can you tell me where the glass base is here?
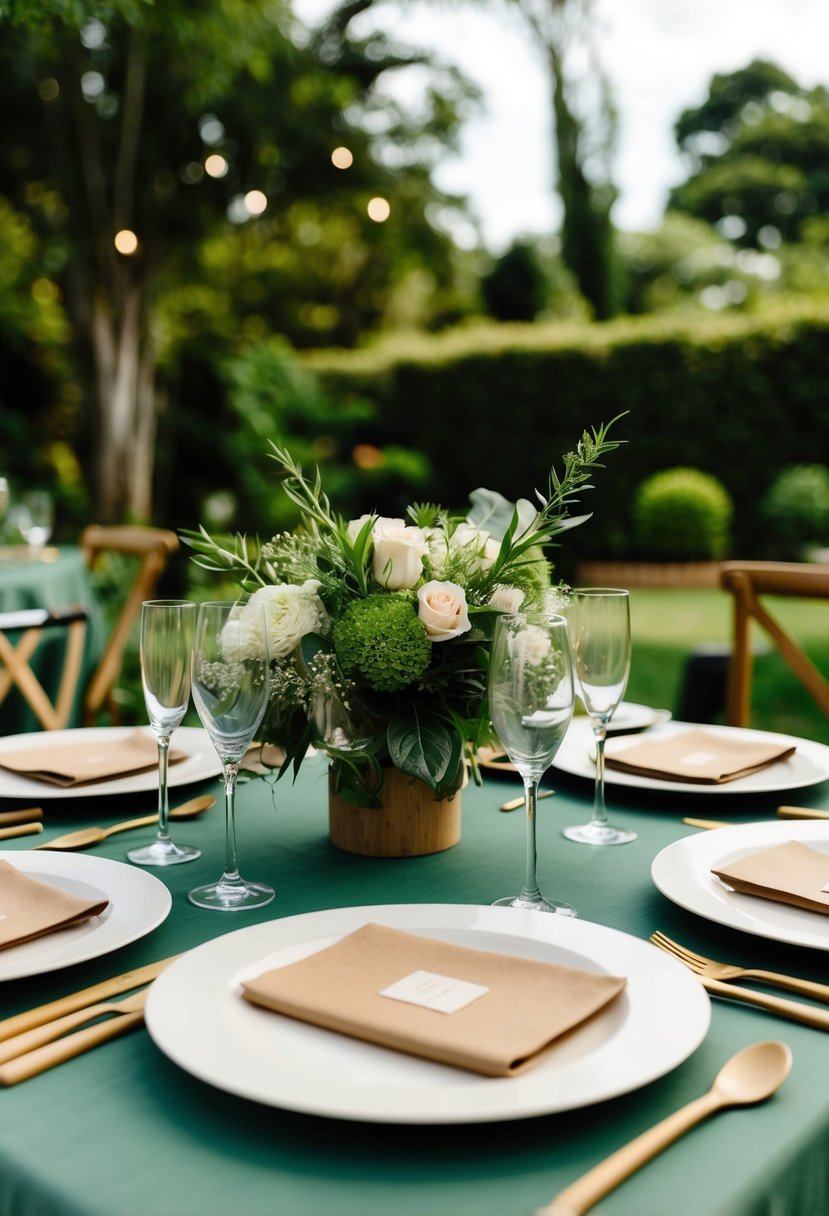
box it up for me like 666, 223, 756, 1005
188, 877, 275, 911
127, 838, 201, 866
563, 821, 637, 846
492, 894, 577, 917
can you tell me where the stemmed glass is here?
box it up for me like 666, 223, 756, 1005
488, 609, 576, 915
563, 588, 636, 846
18, 491, 54, 555
128, 600, 201, 866
188, 600, 275, 911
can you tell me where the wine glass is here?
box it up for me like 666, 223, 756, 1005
188, 600, 275, 911
488, 609, 576, 915
127, 600, 201, 866
19, 491, 54, 555
563, 588, 636, 846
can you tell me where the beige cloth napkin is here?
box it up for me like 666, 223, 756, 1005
0, 858, 109, 949
604, 728, 796, 784
241, 922, 626, 1077
712, 841, 829, 915
0, 730, 185, 787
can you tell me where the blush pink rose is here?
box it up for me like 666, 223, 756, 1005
417, 580, 472, 641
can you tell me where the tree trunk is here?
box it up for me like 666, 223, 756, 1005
89, 280, 156, 522
551, 59, 616, 320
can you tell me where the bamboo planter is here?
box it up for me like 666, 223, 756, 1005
328, 765, 462, 858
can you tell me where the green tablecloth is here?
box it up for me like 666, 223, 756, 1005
0, 547, 104, 733
1, 758, 828, 1216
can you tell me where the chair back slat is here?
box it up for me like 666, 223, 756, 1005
720, 560, 829, 727
81, 525, 179, 725
0, 609, 89, 730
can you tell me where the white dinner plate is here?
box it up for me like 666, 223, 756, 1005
145, 904, 710, 1124
652, 821, 829, 951
0, 726, 222, 800
553, 719, 829, 796
0, 851, 172, 980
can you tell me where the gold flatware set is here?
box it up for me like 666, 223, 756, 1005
649, 931, 829, 1029
0, 794, 214, 849
682, 803, 829, 830
34, 793, 214, 850
0, 954, 177, 1086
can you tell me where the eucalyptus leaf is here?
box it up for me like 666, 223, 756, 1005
467, 488, 537, 541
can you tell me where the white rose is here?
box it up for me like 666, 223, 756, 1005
417, 580, 471, 642
230, 581, 330, 661
346, 513, 385, 543
489, 585, 525, 614
451, 522, 500, 570
372, 518, 429, 590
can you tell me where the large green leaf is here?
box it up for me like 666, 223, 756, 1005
387, 706, 462, 795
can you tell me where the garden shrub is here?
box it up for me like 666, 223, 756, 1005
632, 468, 733, 560
303, 299, 829, 568
761, 464, 829, 557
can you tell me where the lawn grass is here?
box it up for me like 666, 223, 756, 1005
626, 589, 829, 744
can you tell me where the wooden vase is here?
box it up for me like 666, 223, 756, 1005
328, 766, 462, 858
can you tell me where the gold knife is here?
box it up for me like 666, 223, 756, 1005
701, 976, 829, 1029
0, 954, 178, 1042
0, 1007, 147, 1086
777, 805, 829, 821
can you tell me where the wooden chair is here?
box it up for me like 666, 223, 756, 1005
0, 607, 88, 730
81, 524, 180, 725
720, 560, 829, 727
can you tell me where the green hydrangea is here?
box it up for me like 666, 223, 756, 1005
333, 596, 431, 692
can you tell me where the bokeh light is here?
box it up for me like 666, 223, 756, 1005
204, 154, 228, 179
114, 229, 139, 255
331, 146, 353, 169
244, 190, 268, 216
367, 197, 390, 222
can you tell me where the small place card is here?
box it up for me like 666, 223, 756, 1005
379, 969, 489, 1014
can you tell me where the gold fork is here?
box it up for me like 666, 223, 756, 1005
649, 931, 829, 1004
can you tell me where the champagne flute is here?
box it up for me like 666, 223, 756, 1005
563, 588, 636, 846
188, 600, 275, 911
127, 600, 201, 866
488, 610, 576, 915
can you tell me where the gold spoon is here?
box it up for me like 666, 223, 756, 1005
34, 794, 215, 851
536, 1040, 792, 1216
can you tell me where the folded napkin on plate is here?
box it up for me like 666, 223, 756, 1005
0, 730, 186, 787
0, 858, 109, 949
712, 841, 829, 915
240, 922, 626, 1077
604, 728, 796, 784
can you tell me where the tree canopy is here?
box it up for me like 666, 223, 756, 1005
669, 58, 829, 249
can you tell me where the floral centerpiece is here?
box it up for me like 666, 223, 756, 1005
183, 418, 623, 817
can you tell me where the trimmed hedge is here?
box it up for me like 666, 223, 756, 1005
303, 300, 829, 577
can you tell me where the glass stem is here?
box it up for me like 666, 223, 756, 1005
156, 736, 171, 842
221, 761, 242, 883
591, 721, 609, 828
520, 777, 544, 903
